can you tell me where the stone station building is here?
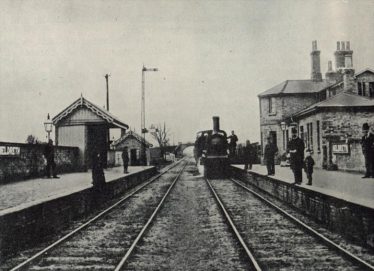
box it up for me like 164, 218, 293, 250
258, 41, 374, 172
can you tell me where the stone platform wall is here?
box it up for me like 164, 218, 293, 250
0, 142, 80, 183
0, 166, 157, 259
230, 166, 374, 249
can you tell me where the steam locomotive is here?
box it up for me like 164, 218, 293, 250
194, 116, 229, 178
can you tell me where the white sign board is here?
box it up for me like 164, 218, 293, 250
0, 146, 21, 156
332, 143, 349, 154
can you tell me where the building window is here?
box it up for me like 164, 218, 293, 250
310, 122, 313, 151
358, 82, 363, 96
268, 97, 276, 114
305, 123, 313, 150
369, 82, 374, 97
317, 120, 320, 152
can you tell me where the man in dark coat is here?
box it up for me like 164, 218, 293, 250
288, 128, 305, 184
361, 123, 374, 178
122, 147, 129, 174
304, 149, 315, 185
264, 137, 278, 175
243, 140, 254, 171
92, 150, 106, 191
227, 130, 238, 157
44, 139, 59, 178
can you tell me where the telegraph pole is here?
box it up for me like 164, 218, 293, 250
105, 74, 110, 111
141, 65, 158, 165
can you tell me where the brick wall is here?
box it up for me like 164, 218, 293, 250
230, 166, 374, 248
259, 94, 318, 126
0, 142, 80, 183
298, 109, 374, 172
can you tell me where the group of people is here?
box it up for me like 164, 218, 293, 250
262, 128, 314, 185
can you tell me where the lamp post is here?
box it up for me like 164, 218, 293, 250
141, 65, 158, 165
44, 113, 53, 141
280, 121, 286, 150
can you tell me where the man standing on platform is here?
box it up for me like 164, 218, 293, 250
44, 139, 59, 179
122, 147, 129, 174
361, 123, 374, 178
264, 137, 278, 175
227, 130, 238, 157
243, 140, 254, 171
288, 128, 305, 184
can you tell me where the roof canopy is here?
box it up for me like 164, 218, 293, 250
293, 92, 374, 118
258, 80, 332, 97
111, 131, 153, 148
52, 96, 129, 129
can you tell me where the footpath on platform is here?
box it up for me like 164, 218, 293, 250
232, 164, 374, 209
0, 166, 153, 214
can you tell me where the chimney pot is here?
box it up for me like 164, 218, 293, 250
337, 41, 340, 50
346, 41, 350, 50
327, 61, 333, 71
341, 41, 345, 50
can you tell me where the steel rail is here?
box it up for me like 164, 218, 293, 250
114, 161, 188, 270
205, 178, 262, 271
10, 159, 185, 271
230, 178, 374, 271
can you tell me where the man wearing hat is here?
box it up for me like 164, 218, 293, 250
264, 136, 278, 175
361, 123, 374, 178
287, 127, 305, 184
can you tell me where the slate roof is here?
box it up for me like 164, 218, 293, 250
293, 92, 374, 117
111, 130, 153, 148
52, 96, 129, 129
258, 80, 332, 97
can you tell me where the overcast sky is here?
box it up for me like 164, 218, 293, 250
1, 0, 374, 145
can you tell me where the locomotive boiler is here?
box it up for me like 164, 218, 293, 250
194, 116, 229, 178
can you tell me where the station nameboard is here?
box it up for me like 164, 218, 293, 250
332, 143, 349, 154
0, 146, 21, 156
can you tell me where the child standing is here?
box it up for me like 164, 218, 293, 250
304, 149, 315, 185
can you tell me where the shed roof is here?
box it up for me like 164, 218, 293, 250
111, 131, 153, 148
293, 92, 374, 118
52, 96, 129, 129
258, 80, 332, 97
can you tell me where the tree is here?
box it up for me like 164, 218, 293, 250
150, 122, 170, 159
26, 134, 41, 144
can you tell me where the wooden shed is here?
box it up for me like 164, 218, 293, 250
111, 131, 152, 166
52, 96, 128, 169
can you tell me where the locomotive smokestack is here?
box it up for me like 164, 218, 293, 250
212, 116, 220, 133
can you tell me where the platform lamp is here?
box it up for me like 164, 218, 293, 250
44, 113, 53, 141
280, 121, 287, 150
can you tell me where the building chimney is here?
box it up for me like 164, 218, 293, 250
325, 60, 340, 83
310, 40, 322, 82
327, 60, 333, 72
335, 41, 345, 69
343, 69, 355, 92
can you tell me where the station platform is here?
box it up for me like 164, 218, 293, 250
0, 166, 152, 214
232, 164, 374, 209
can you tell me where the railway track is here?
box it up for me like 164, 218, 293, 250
7, 160, 187, 271
121, 162, 250, 271
207, 177, 374, 271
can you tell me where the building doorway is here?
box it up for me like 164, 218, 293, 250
86, 125, 108, 168
130, 149, 138, 165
